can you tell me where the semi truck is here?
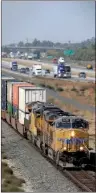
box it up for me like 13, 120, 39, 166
10, 61, 18, 71
53, 57, 71, 78
32, 64, 42, 76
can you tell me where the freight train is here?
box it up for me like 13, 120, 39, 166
1, 76, 95, 169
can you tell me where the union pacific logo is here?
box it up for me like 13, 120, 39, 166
57, 138, 88, 144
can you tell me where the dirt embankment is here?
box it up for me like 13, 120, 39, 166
38, 78, 95, 107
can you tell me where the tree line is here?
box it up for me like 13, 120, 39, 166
2, 37, 95, 61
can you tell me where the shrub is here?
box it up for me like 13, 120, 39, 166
4, 167, 13, 175
4, 176, 25, 186
2, 185, 24, 192
2, 162, 7, 167
39, 83, 46, 87
57, 87, 64, 92
2, 155, 7, 159
46, 85, 55, 90
71, 87, 78, 92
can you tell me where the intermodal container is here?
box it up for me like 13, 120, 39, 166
18, 110, 29, 125
1, 100, 7, 110
13, 83, 34, 107
7, 102, 13, 115
1, 77, 15, 98
2, 76, 14, 80
19, 87, 46, 112
1, 80, 7, 96
12, 105, 18, 119
7, 81, 23, 103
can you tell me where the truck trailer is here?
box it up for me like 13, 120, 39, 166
10, 61, 18, 71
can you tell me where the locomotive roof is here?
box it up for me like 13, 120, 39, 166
54, 115, 88, 123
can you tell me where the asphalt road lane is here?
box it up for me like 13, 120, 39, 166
2, 59, 95, 73
2, 61, 95, 83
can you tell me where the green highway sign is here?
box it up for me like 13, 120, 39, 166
64, 50, 75, 56
47, 55, 53, 59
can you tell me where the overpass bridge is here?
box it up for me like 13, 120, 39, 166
2, 45, 65, 51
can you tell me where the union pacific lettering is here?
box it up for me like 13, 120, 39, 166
57, 138, 88, 144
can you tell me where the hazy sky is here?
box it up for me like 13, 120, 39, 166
2, 1, 95, 45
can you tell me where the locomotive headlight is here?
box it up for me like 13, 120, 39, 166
63, 146, 67, 151
71, 131, 75, 137
80, 146, 84, 151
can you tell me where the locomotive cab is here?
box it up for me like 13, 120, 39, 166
49, 116, 89, 166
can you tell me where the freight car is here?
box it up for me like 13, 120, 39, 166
1, 77, 95, 169
25, 102, 90, 167
1, 101, 91, 168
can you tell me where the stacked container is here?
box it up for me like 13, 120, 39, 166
18, 87, 46, 124
1, 77, 15, 110
12, 83, 34, 119
7, 81, 24, 116
2, 75, 46, 126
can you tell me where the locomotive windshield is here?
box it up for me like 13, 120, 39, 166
55, 118, 89, 129
45, 111, 73, 121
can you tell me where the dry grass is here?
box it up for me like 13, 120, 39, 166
36, 77, 95, 106
2, 160, 25, 192
2, 154, 8, 159
1, 136, 25, 192
2, 58, 95, 77
1, 147, 25, 192
60, 87, 95, 106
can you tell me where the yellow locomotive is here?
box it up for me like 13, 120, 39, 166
27, 102, 89, 167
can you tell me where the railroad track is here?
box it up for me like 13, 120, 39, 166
2, 118, 96, 192
64, 170, 96, 192
29, 141, 96, 192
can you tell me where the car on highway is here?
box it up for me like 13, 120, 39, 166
20, 68, 26, 73
87, 64, 93, 70
45, 69, 50, 74
25, 67, 30, 73
79, 72, 86, 78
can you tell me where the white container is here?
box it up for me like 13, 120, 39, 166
19, 87, 46, 112
18, 110, 29, 125
2, 76, 15, 80
7, 81, 23, 103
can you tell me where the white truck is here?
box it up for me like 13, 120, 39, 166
52, 57, 71, 78
9, 52, 14, 58
32, 64, 42, 76
58, 57, 65, 63
28, 53, 33, 60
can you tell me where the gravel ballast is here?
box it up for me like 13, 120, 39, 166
2, 121, 80, 192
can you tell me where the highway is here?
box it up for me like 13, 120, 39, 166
2, 58, 95, 73
2, 61, 95, 83
2, 67, 95, 113
32, 59, 95, 72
